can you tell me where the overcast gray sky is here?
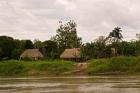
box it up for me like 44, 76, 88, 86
0, 0, 139, 42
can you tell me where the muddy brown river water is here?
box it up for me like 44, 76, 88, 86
0, 76, 140, 93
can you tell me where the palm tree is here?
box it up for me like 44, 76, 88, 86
108, 27, 123, 43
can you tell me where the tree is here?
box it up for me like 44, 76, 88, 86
11, 49, 23, 59
24, 40, 34, 49
133, 41, 140, 56
114, 41, 133, 56
0, 36, 15, 59
81, 41, 109, 59
33, 39, 43, 49
108, 27, 123, 43
53, 20, 82, 51
41, 40, 58, 59
14, 39, 25, 50
81, 43, 97, 59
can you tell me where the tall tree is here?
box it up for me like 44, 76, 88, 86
108, 27, 123, 43
53, 20, 82, 51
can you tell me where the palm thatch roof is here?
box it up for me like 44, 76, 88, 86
20, 49, 43, 58
60, 48, 81, 59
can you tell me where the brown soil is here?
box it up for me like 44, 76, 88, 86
64, 62, 88, 75
69, 63, 88, 75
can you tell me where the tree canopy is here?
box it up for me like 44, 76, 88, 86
53, 20, 82, 50
24, 40, 34, 49
42, 40, 58, 59
0, 36, 15, 59
108, 27, 123, 43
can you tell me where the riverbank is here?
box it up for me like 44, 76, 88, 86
0, 56, 140, 76
0, 60, 76, 76
87, 56, 140, 75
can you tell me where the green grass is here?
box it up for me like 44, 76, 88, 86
0, 60, 76, 76
87, 56, 140, 75
1, 56, 140, 76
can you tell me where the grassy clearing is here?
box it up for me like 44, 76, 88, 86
87, 56, 140, 75
0, 60, 76, 76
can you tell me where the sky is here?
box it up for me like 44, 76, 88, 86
0, 0, 140, 42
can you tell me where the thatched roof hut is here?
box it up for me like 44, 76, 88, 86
20, 49, 43, 60
60, 48, 81, 61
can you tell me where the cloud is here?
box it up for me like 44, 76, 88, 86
0, 0, 139, 42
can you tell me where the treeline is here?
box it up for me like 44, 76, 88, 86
0, 37, 60, 60
81, 27, 140, 59
81, 40, 140, 59
0, 20, 81, 60
0, 20, 140, 60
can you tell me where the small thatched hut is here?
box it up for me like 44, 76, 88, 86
60, 48, 81, 61
20, 49, 43, 60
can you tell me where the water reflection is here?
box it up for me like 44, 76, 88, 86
0, 76, 140, 93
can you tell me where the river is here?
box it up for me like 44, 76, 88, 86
0, 76, 140, 93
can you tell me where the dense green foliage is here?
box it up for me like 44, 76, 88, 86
0, 36, 15, 59
108, 27, 123, 43
24, 40, 34, 49
41, 40, 59, 59
81, 42, 109, 59
52, 20, 82, 54
33, 39, 43, 49
81, 27, 140, 59
11, 49, 23, 59
0, 60, 75, 76
0, 48, 3, 60
87, 56, 140, 74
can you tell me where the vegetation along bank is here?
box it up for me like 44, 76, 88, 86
0, 56, 140, 76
